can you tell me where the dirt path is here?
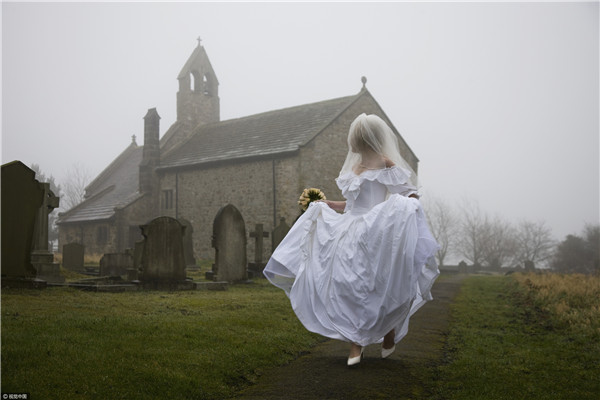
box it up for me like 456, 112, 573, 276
231, 274, 466, 400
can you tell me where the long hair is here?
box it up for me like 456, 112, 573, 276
339, 114, 417, 185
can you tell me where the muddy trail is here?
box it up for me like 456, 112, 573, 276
231, 274, 466, 400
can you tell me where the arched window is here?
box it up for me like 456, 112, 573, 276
203, 75, 209, 95
191, 70, 202, 92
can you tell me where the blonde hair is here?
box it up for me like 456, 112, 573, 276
339, 113, 418, 186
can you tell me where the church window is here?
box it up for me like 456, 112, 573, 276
203, 75, 209, 95
162, 190, 174, 210
189, 73, 195, 92
97, 225, 108, 245
191, 70, 202, 93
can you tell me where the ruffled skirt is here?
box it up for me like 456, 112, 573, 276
263, 194, 440, 346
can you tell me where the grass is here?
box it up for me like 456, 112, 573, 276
3, 271, 599, 399
432, 273, 600, 400
511, 272, 600, 337
1, 280, 322, 400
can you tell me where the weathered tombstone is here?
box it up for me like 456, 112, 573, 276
178, 218, 197, 268
1, 161, 46, 287
99, 253, 133, 277
458, 260, 468, 274
63, 243, 85, 272
272, 217, 290, 252
524, 260, 535, 271
139, 216, 187, 286
209, 204, 248, 282
248, 223, 269, 273
30, 181, 64, 283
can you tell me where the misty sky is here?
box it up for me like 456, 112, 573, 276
2, 2, 598, 242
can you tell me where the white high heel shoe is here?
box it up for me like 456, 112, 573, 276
347, 347, 364, 366
381, 344, 396, 359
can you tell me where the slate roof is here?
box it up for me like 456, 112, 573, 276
57, 89, 401, 224
57, 143, 144, 224
158, 92, 363, 170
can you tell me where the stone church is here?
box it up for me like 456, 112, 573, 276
57, 40, 419, 262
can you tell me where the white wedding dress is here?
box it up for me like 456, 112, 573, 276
263, 166, 440, 346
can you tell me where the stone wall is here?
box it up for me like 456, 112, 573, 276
57, 194, 156, 255
58, 221, 116, 255
159, 158, 283, 261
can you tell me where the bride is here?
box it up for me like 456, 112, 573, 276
263, 113, 440, 366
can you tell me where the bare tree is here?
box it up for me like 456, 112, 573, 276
479, 216, 518, 269
456, 199, 487, 266
423, 195, 458, 267
62, 162, 92, 211
514, 220, 555, 268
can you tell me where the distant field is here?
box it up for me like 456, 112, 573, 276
2, 272, 598, 399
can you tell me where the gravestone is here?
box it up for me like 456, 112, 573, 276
178, 218, 197, 268
272, 217, 290, 252
458, 260, 468, 274
209, 204, 248, 282
30, 181, 64, 283
139, 216, 188, 286
524, 260, 535, 271
248, 223, 269, 274
63, 243, 85, 272
99, 253, 133, 277
1, 161, 45, 287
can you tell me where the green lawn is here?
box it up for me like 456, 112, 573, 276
432, 274, 600, 400
2, 273, 598, 400
1, 280, 321, 400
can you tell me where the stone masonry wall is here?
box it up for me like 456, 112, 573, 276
159, 157, 298, 262
58, 221, 117, 256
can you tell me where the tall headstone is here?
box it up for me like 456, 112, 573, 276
31, 181, 63, 283
63, 243, 85, 272
272, 217, 290, 252
210, 204, 247, 282
248, 223, 269, 273
1, 161, 45, 287
139, 216, 187, 284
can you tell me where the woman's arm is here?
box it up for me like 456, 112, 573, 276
321, 200, 346, 212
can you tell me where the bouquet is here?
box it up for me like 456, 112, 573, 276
298, 188, 326, 212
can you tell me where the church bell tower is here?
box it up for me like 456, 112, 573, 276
176, 38, 220, 134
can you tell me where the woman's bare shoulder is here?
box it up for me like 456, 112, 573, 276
383, 157, 395, 168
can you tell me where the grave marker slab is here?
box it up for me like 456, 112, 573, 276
272, 217, 290, 252
210, 204, 248, 282
100, 253, 133, 277
139, 216, 186, 283
249, 223, 269, 274
1, 161, 45, 284
63, 243, 85, 272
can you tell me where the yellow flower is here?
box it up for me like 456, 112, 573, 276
298, 188, 326, 211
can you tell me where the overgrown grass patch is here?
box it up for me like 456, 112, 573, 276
432, 274, 600, 400
1, 280, 322, 399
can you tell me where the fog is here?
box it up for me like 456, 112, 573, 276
2, 2, 598, 241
